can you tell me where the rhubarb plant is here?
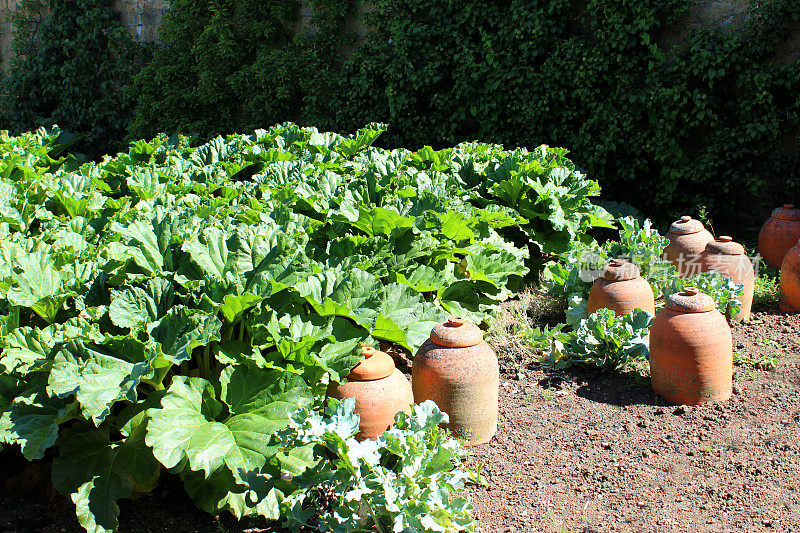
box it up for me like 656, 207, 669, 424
0, 123, 620, 532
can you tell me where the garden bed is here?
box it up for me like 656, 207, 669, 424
466, 307, 800, 532
3, 307, 798, 533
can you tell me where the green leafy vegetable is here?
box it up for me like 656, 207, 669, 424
248, 398, 475, 533
545, 308, 653, 370
0, 123, 555, 531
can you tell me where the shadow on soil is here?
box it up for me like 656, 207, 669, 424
534, 366, 667, 407
0, 447, 282, 533
573, 370, 666, 407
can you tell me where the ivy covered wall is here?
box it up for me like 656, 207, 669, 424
0, 0, 167, 70
313, 0, 800, 227
0, 0, 798, 228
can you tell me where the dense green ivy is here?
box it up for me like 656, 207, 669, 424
127, 0, 355, 142
2, 0, 799, 228
317, 0, 800, 228
0, 0, 148, 157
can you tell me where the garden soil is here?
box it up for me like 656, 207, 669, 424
1, 309, 799, 533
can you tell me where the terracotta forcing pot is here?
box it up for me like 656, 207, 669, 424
327, 346, 414, 441
587, 258, 655, 316
758, 204, 800, 269
412, 316, 499, 446
663, 215, 714, 277
649, 288, 733, 405
699, 236, 754, 322
779, 241, 800, 313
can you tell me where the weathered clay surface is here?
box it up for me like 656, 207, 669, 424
327, 346, 413, 440
413, 318, 500, 446
650, 289, 733, 405
664, 216, 715, 277
700, 236, 755, 322
780, 243, 800, 313
588, 259, 655, 316
759, 204, 800, 269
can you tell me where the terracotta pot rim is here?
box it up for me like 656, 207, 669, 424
601, 258, 640, 281
347, 346, 395, 381
772, 204, 800, 221
665, 288, 715, 313
429, 317, 483, 348
669, 216, 706, 235
704, 236, 745, 256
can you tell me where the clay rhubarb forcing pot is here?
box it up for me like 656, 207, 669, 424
587, 258, 655, 316
663, 215, 714, 277
327, 346, 414, 440
412, 317, 499, 446
779, 241, 800, 313
699, 236, 754, 323
758, 204, 800, 269
649, 288, 733, 405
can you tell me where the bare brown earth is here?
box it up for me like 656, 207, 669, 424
466, 308, 800, 533
2, 309, 799, 533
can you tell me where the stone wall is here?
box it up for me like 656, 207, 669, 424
114, 0, 168, 43
0, 0, 169, 70
0, 0, 798, 70
0, 0, 19, 70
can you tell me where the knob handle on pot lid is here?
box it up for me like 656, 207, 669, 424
429, 316, 484, 348
347, 346, 395, 381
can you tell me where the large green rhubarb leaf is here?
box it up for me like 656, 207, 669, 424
146, 370, 311, 477
271, 314, 368, 383
464, 248, 527, 297
390, 263, 457, 294
243, 242, 309, 298
148, 307, 222, 364
0, 387, 76, 460
347, 207, 413, 237
52, 420, 160, 533
181, 226, 235, 285
440, 280, 501, 325
108, 277, 175, 329
298, 268, 381, 326
0, 326, 54, 375
116, 219, 167, 277
47, 341, 153, 425
7, 252, 68, 323
371, 283, 448, 353
0, 319, 102, 376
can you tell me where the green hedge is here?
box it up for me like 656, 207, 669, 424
2, 0, 799, 228
0, 0, 147, 157
127, 0, 354, 142
316, 0, 800, 228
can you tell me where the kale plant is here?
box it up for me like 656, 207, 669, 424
247, 398, 475, 533
545, 308, 653, 370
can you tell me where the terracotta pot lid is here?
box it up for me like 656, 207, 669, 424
666, 287, 715, 313
347, 346, 395, 381
601, 258, 640, 281
704, 235, 745, 256
771, 204, 800, 221
430, 316, 483, 348
669, 215, 706, 235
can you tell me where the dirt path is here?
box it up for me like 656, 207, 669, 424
467, 309, 800, 532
